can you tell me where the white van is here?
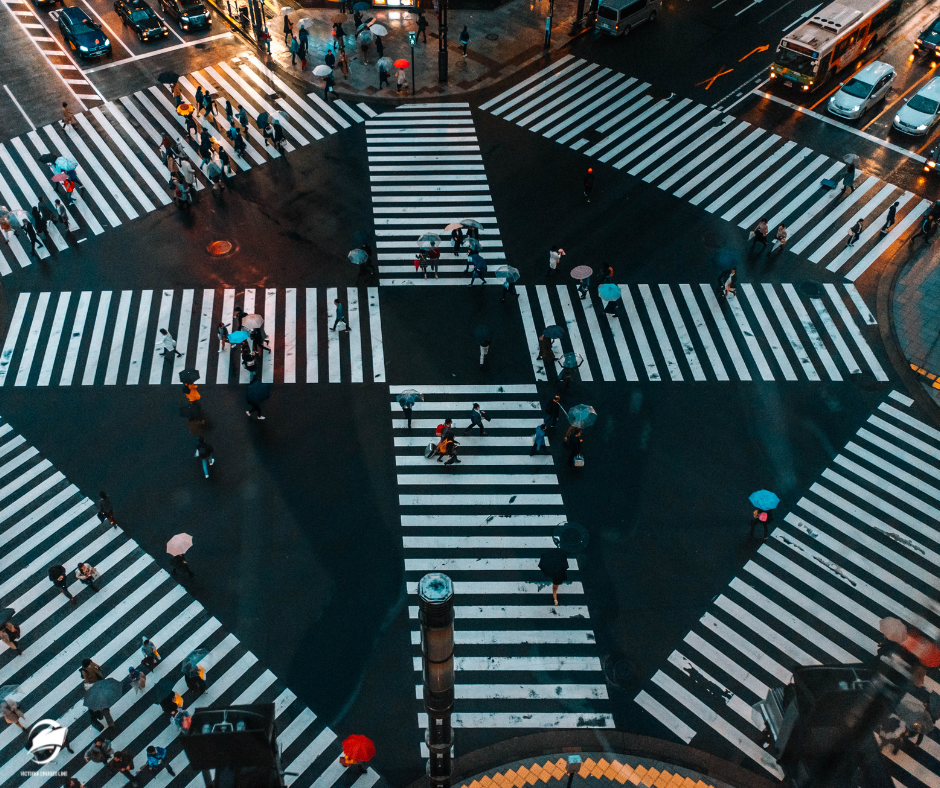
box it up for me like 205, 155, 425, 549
595, 0, 660, 37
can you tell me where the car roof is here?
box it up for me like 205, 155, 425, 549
129, 0, 150, 6
854, 60, 894, 82
62, 6, 91, 20
914, 77, 940, 101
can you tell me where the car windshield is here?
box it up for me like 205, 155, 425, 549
928, 18, 940, 33
908, 94, 940, 114
130, 9, 151, 20
71, 20, 95, 33
774, 46, 816, 76
841, 78, 873, 99
597, 6, 617, 19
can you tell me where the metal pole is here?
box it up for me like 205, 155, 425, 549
438, 0, 448, 83
571, 0, 585, 33
411, 44, 416, 95
419, 573, 454, 788
544, 0, 554, 48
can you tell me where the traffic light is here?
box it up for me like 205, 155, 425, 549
408, 30, 417, 46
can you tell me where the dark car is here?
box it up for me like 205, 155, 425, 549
914, 14, 940, 59
57, 6, 111, 58
33, 0, 60, 9
114, 0, 168, 41
159, 0, 210, 31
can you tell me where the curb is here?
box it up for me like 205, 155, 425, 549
403, 732, 781, 788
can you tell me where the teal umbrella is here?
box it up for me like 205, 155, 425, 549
567, 404, 597, 428
598, 283, 621, 300
749, 490, 780, 510
396, 390, 423, 407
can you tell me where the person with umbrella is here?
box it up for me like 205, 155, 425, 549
272, 120, 286, 153
85, 678, 120, 730
194, 437, 214, 479
341, 734, 375, 774
564, 426, 583, 466
748, 490, 779, 540
80, 657, 105, 686
539, 548, 568, 606
397, 390, 422, 429
183, 661, 207, 696
498, 266, 520, 301
246, 380, 270, 420
537, 333, 557, 368
469, 253, 487, 285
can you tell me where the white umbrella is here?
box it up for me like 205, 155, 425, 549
279, 5, 292, 13
166, 533, 193, 555
242, 314, 264, 330
313, 65, 333, 77
370, 22, 387, 35
444, 222, 464, 232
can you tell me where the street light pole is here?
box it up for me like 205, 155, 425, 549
438, 0, 448, 83
419, 573, 454, 788
408, 31, 417, 95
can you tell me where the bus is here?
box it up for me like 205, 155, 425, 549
770, 0, 905, 92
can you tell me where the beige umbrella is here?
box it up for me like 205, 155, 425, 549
879, 617, 907, 643
167, 534, 193, 556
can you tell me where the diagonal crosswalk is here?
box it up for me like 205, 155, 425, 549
634, 390, 940, 788
389, 385, 614, 746
481, 57, 931, 283
0, 414, 387, 788
367, 104, 507, 286
0, 55, 374, 277
516, 282, 886, 384
0, 287, 386, 386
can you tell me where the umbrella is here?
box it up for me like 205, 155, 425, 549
0, 609, 13, 626
205, 161, 222, 179
10, 210, 28, 225
538, 548, 569, 580
473, 325, 490, 341
257, 111, 270, 128
459, 218, 482, 229
394, 58, 410, 69
158, 70, 180, 84
496, 265, 520, 283
748, 490, 780, 511
417, 232, 440, 250
467, 237, 482, 252
313, 64, 333, 77
343, 734, 375, 762
377, 56, 393, 70
0, 685, 19, 702
396, 390, 423, 407
469, 253, 485, 269
228, 330, 249, 343
6, 212, 21, 229
543, 325, 566, 339
842, 153, 859, 165
370, 22, 387, 35
38, 153, 57, 165
570, 265, 593, 279
331, 12, 347, 22
879, 617, 908, 643
51, 173, 68, 183
152, 677, 177, 701
897, 695, 933, 730
348, 249, 368, 265
275, 109, 290, 123
246, 381, 271, 404
567, 404, 597, 428
357, 29, 373, 45
353, 1, 370, 9
598, 283, 621, 301
279, 5, 292, 13
242, 314, 264, 330
183, 648, 209, 668
444, 222, 463, 232
357, 22, 368, 32
178, 368, 200, 384
176, 103, 194, 116
560, 352, 583, 369
84, 678, 122, 711
167, 533, 193, 555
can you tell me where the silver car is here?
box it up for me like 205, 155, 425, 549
894, 77, 940, 135
828, 61, 896, 120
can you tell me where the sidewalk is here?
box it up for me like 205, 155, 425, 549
892, 237, 940, 406
256, 0, 581, 99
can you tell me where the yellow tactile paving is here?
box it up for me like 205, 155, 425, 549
456, 757, 718, 788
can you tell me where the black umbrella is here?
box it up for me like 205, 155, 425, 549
158, 70, 180, 84
256, 111, 270, 128
84, 678, 122, 711
0, 608, 13, 626
179, 368, 200, 384
152, 677, 177, 703
538, 549, 568, 582
37, 153, 57, 165
246, 381, 271, 404
543, 325, 566, 339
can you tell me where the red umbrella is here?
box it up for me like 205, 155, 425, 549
393, 58, 410, 69
342, 734, 375, 762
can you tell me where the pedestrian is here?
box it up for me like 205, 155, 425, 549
379, 61, 390, 90
750, 508, 772, 540
184, 661, 207, 695
459, 25, 469, 56
145, 745, 176, 776
400, 399, 413, 429
159, 691, 182, 717
416, 10, 428, 42
910, 211, 937, 244
324, 71, 337, 101
172, 81, 183, 106
603, 295, 620, 316
750, 217, 769, 250
174, 181, 191, 209
479, 339, 490, 366
225, 99, 234, 125
80, 658, 104, 686
141, 636, 161, 670
537, 334, 556, 365
881, 201, 900, 236
397, 69, 406, 93
584, 168, 594, 202
283, 13, 292, 43
233, 306, 247, 332
564, 427, 583, 466
439, 430, 460, 466
771, 223, 787, 254
243, 345, 260, 381
0, 620, 20, 653
375, 33, 384, 58
22, 219, 40, 257
577, 276, 589, 300
325, 48, 335, 69
194, 437, 214, 479
531, 424, 548, 455
110, 748, 138, 787
353, 9, 362, 27
55, 199, 69, 228
548, 245, 565, 275
465, 403, 490, 435
717, 268, 737, 299
172, 707, 192, 733
194, 85, 204, 109
543, 394, 561, 427
360, 34, 370, 65
300, 22, 309, 45
299, 37, 309, 71
219, 148, 232, 176
48, 564, 76, 606
88, 706, 115, 731
339, 49, 349, 79
288, 33, 299, 65
426, 241, 440, 278
156, 328, 182, 358
469, 254, 487, 285
451, 226, 465, 257
31, 206, 48, 245
846, 218, 863, 247
238, 104, 249, 130
841, 163, 855, 195
500, 279, 518, 302
1, 697, 25, 731
75, 563, 100, 593
540, 552, 568, 606
171, 552, 195, 578
246, 394, 265, 421
361, 241, 376, 276
250, 324, 269, 353
272, 121, 286, 152
217, 322, 230, 352
127, 665, 146, 693
331, 298, 350, 332
61, 102, 78, 132
180, 158, 196, 189
167, 150, 180, 183
85, 738, 113, 763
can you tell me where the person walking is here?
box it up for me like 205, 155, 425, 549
772, 224, 788, 254
846, 218, 863, 247
543, 394, 561, 428
451, 226, 465, 258
173, 81, 184, 106
324, 70, 336, 101
500, 279, 518, 302
465, 403, 490, 435
750, 508, 772, 540
548, 245, 565, 275
479, 339, 490, 366
88, 706, 115, 731
564, 427, 583, 466
426, 242, 440, 278
531, 424, 548, 455
469, 255, 487, 285
840, 163, 856, 195
127, 665, 146, 693
375, 32, 384, 58
537, 334, 556, 365
217, 321, 230, 352
31, 206, 48, 247
0, 620, 21, 653
61, 102, 78, 132
288, 33, 298, 66
243, 345, 260, 381
85, 738, 114, 764
910, 211, 937, 244
2, 698, 25, 731
583, 168, 594, 202
400, 398, 413, 429
141, 637, 161, 670
397, 69, 407, 94
750, 217, 769, 250
80, 658, 104, 686
145, 745, 176, 776
439, 432, 460, 466
880, 201, 899, 236
717, 268, 737, 299
96, 491, 116, 527
332, 298, 350, 332
49, 564, 76, 606
156, 328, 182, 358
110, 748, 138, 786
459, 25, 469, 56
416, 10, 428, 42
75, 563, 100, 593
246, 393, 265, 421
283, 13, 293, 43
171, 553, 195, 578
160, 691, 183, 717
184, 661, 207, 695
539, 552, 568, 606
22, 219, 40, 257
194, 437, 214, 479
577, 276, 589, 300
55, 199, 69, 229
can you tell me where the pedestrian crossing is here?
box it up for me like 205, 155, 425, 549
366, 104, 507, 286
0, 413, 387, 788
480, 57, 930, 283
0, 286, 386, 386
634, 389, 940, 788
517, 282, 886, 384
0, 54, 374, 277
389, 384, 614, 748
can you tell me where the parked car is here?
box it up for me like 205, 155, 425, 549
114, 0, 168, 42
159, 0, 210, 31
57, 6, 111, 58
827, 60, 895, 120
894, 77, 940, 135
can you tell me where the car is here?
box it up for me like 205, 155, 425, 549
33, 0, 60, 8
57, 6, 111, 58
827, 60, 895, 120
914, 14, 940, 60
158, 0, 210, 31
114, 0, 168, 42
894, 76, 940, 135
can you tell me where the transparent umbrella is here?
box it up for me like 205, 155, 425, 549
358, 30, 373, 44
467, 236, 482, 252
377, 56, 393, 70
370, 23, 388, 35
567, 404, 597, 428
459, 218, 482, 229
242, 314, 264, 330
0, 685, 19, 702
396, 389, 423, 407
55, 156, 78, 172
560, 352, 583, 369
313, 65, 333, 77
348, 249, 368, 265
496, 265, 520, 283
417, 233, 440, 250
183, 648, 209, 668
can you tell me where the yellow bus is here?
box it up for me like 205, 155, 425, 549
770, 0, 905, 92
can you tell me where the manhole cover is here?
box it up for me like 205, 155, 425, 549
208, 240, 233, 256
800, 281, 823, 297
485, 33, 498, 40
604, 654, 635, 687
553, 521, 589, 553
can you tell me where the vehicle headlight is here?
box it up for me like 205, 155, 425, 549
918, 124, 929, 130
917, 38, 923, 44
181, 14, 189, 19
895, 115, 901, 122
104, 38, 110, 45
79, 45, 88, 50
849, 105, 860, 112
929, 161, 936, 168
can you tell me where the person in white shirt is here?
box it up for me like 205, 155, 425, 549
156, 329, 182, 358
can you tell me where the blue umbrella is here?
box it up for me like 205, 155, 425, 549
396, 390, 423, 407
55, 156, 78, 172
567, 404, 597, 428
543, 325, 566, 339
353, 1, 370, 8
749, 490, 780, 510
470, 253, 485, 269
598, 283, 621, 301
228, 330, 249, 343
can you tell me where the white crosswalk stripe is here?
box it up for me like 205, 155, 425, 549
515, 283, 886, 384
0, 288, 386, 386
389, 385, 613, 740
632, 391, 940, 788
0, 416, 387, 788
0, 55, 367, 277
482, 59, 932, 280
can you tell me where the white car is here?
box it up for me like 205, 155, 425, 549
894, 77, 940, 135
828, 61, 895, 120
